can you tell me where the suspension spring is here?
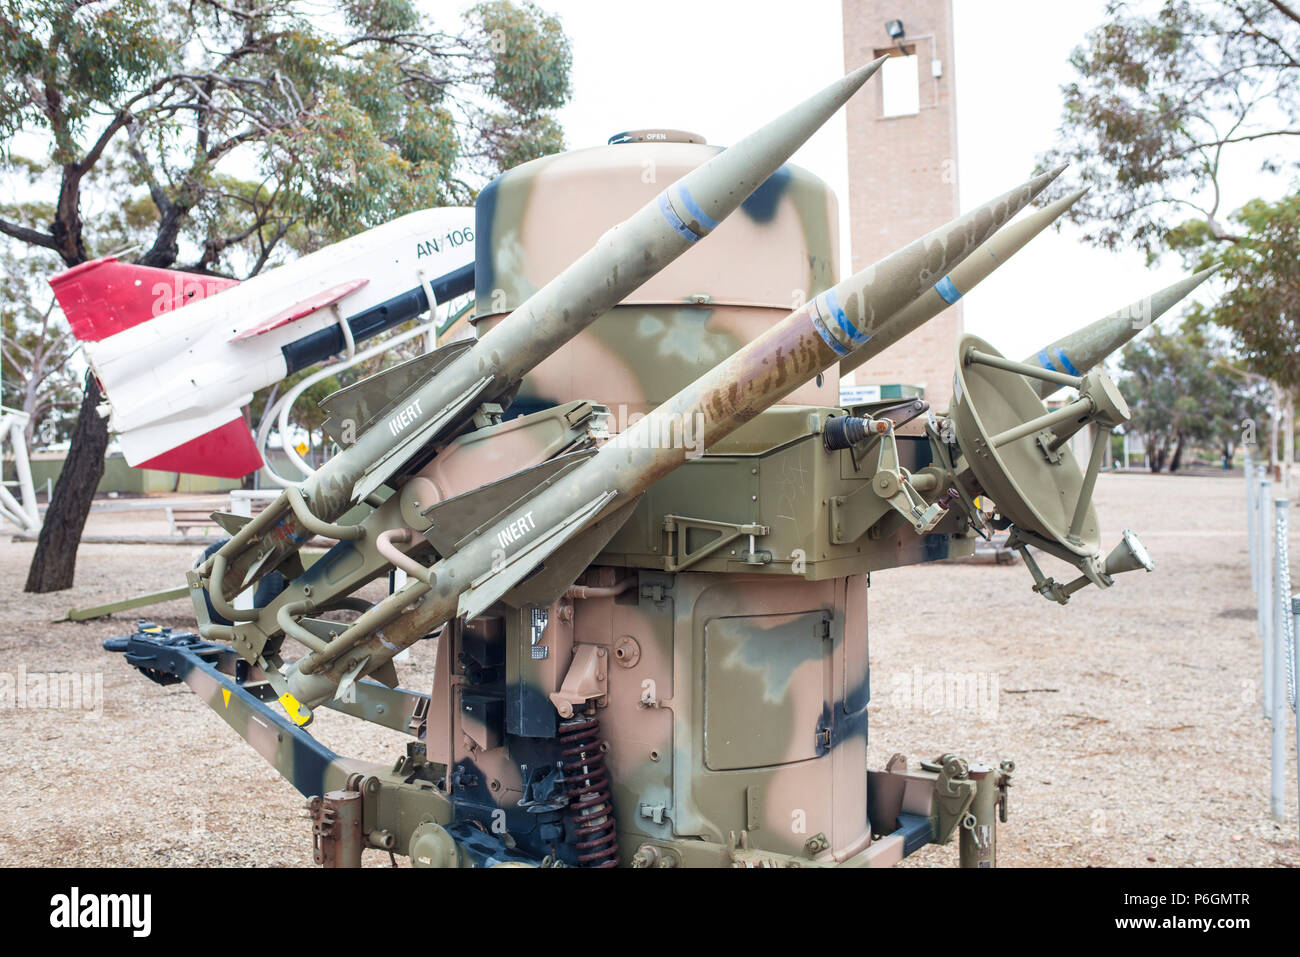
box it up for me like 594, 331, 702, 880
559, 715, 620, 868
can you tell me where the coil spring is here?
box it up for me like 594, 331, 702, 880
559, 715, 620, 867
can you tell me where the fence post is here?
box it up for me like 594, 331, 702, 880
1272, 498, 1292, 822
1247, 450, 1256, 592
1260, 475, 1274, 718
1291, 591, 1300, 841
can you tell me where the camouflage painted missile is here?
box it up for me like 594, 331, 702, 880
284, 164, 1066, 707
207, 56, 889, 599
838, 188, 1087, 377
1023, 264, 1222, 396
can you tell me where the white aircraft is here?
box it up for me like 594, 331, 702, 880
50, 207, 476, 478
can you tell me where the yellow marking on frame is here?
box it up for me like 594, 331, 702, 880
222, 688, 231, 708
279, 692, 311, 727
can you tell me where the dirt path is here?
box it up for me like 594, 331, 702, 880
0, 472, 1295, 867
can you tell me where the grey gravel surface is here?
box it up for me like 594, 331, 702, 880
0, 471, 1295, 867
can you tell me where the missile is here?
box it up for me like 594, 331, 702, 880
208, 56, 890, 595
838, 188, 1087, 377
49, 207, 477, 477
1023, 264, 1222, 396
283, 164, 1065, 707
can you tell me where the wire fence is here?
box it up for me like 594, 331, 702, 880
1245, 451, 1299, 831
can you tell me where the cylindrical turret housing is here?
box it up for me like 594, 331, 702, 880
472, 135, 842, 423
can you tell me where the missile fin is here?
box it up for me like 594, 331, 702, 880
137, 416, 262, 479
334, 657, 370, 702
319, 338, 474, 445
420, 450, 598, 556
369, 660, 399, 689
352, 373, 495, 503
498, 495, 642, 610
457, 489, 620, 623
211, 511, 253, 536
50, 257, 239, 343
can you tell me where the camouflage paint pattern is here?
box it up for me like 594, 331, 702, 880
473, 143, 842, 419
281, 166, 1061, 707
106, 54, 1155, 867
203, 58, 887, 601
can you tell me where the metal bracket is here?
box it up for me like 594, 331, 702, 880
1034, 429, 1064, 465
831, 427, 948, 543
660, 514, 770, 572
1006, 526, 1107, 605
874, 428, 947, 534
639, 802, 669, 825
928, 753, 977, 845
548, 644, 609, 718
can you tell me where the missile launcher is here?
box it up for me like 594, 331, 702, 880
106, 61, 1160, 869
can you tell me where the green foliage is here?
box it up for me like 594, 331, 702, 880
1176, 194, 1300, 391
1115, 324, 1265, 470
1040, 0, 1300, 255
1045, 0, 1300, 421
0, 0, 573, 273
0, 0, 175, 162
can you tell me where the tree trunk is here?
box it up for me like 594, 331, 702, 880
1149, 435, 1167, 473
1169, 432, 1184, 473
24, 377, 109, 592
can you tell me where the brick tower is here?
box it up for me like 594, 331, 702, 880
841, 0, 961, 411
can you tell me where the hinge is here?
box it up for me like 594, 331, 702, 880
815, 725, 831, 753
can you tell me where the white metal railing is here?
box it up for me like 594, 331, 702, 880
0, 407, 40, 533
1248, 460, 1299, 832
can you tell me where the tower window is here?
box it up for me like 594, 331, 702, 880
879, 52, 920, 117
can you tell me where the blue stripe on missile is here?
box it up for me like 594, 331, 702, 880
1037, 349, 1058, 373
1053, 348, 1080, 376
935, 274, 963, 304
809, 308, 850, 356
675, 185, 719, 232
825, 289, 868, 346
658, 192, 700, 243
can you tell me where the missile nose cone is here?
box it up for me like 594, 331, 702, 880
1023, 263, 1224, 396
1157, 261, 1221, 300
851, 54, 892, 85
1057, 186, 1089, 208
1025, 163, 1069, 195
668, 55, 887, 238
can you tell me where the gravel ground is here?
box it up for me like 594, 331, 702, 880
0, 471, 1296, 868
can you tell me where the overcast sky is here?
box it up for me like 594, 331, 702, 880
495, 0, 1268, 363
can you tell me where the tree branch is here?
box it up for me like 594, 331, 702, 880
1267, 0, 1300, 28
0, 218, 58, 251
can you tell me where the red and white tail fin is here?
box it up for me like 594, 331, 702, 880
132, 416, 263, 480
49, 257, 239, 342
